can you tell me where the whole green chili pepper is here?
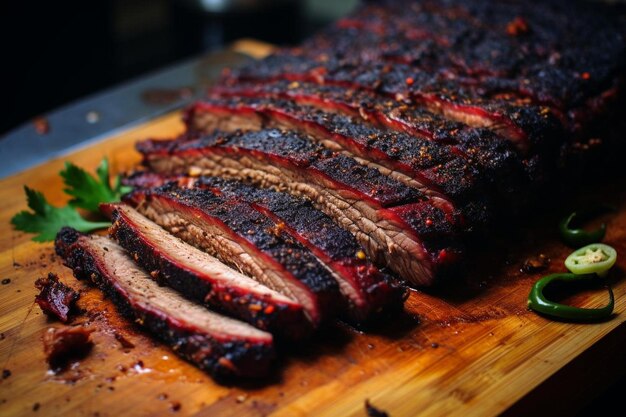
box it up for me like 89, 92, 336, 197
528, 273, 614, 322
559, 205, 615, 247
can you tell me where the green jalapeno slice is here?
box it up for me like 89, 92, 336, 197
528, 273, 614, 322
564, 243, 617, 277
559, 205, 615, 247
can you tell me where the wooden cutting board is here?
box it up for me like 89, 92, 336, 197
1, 43, 625, 417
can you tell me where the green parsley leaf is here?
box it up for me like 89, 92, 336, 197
11, 187, 110, 242
60, 158, 132, 212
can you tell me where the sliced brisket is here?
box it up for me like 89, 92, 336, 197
188, 176, 407, 321
136, 130, 462, 287
207, 80, 552, 159
227, 56, 565, 148
106, 204, 311, 338
123, 183, 342, 325
187, 93, 525, 211
54, 228, 274, 378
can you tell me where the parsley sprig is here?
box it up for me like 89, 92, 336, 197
11, 187, 111, 242
11, 158, 131, 242
61, 158, 132, 212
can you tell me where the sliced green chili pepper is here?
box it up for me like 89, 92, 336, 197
565, 243, 617, 277
559, 205, 615, 247
528, 273, 614, 322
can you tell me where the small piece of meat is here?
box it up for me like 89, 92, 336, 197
35, 273, 80, 323
521, 254, 551, 274
43, 326, 94, 372
54, 227, 275, 379
106, 203, 311, 339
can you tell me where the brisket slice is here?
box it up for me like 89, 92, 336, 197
208, 80, 540, 155
189, 176, 407, 322
106, 204, 311, 338
124, 183, 342, 325
188, 92, 525, 206
136, 130, 463, 287
208, 81, 473, 142
186, 98, 465, 201
54, 228, 274, 378
208, 82, 540, 186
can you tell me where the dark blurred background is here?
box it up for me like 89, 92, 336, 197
0, 0, 358, 134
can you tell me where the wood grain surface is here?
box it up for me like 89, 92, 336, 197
1, 49, 625, 417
